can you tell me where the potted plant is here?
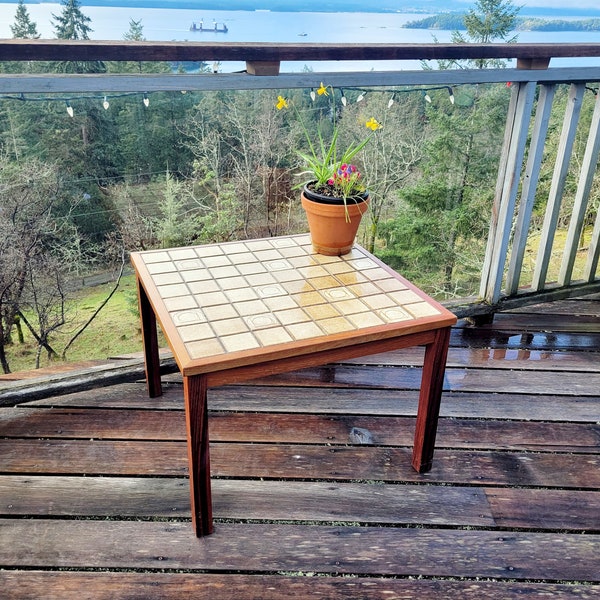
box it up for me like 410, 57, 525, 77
276, 84, 381, 256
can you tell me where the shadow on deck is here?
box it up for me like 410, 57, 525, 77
0, 297, 599, 598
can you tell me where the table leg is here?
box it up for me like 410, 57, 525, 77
412, 326, 451, 473
137, 277, 162, 398
184, 375, 213, 537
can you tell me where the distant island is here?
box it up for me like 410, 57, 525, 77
405, 14, 600, 32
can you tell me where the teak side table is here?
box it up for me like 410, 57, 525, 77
131, 234, 457, 537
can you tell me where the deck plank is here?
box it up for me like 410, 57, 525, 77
1, 520, 599, 582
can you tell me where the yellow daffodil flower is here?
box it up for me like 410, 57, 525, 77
276, 95, 289, 110
365, 117, 381, 131
317, 82, 329, 96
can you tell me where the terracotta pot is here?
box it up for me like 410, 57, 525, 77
301, 185, 369, 256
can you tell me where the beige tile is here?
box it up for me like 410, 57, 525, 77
292, 291, 326, 307
210, 265, 240, 280
263, 295, 297, 311
281, 280, 314, 294
347, 282, 382, 296
203, 255, 232, 268
358, 268, 391, 282
362, 294, 396, 310
169, 248, 197, 260
272, 269, 304, 283
256, 283, 287, 298
187, 280, 220, 295
334, 271, 368, 285
341, 248, 368, 261
186, 338, 224, 359
245, 239, 273, 251
333, 299, 369, 315
323, 261, 354, 275
171, 308, 206, 326
181, 268, 212, 282
143, 251, 171, 264
312, 253, 342, 265
287, 255, 318, 268
195, 290, 228, 306
318, 316, 355, 334
175, 259, 204, 271
272, 237, 300, 249
244, 313, 279, 330
405, 302, 441, 318
221, 242, 248, 254
225, 287, 259, 303
178, 322, 214, 342
221, 332, 261, 353
229, 252, 258, 266
157, 283, 190, 298
163, 296, 198, 312
146, 262, 177, 275
246, 272, 277, 287
212, 317, 248, 337
153, 272, 183, 286
303, 303, 340, 320
274, 307, 310, 325
265, 259, 293, 272
321, 287, 355, 302
237, 261, 266, 275
235, 299, 269, 316
203, 303, 238, 321
255, 249, 283, 262
307, 275, 341, 290
218, 276, 248, 291
347, 312, 386, 328
195, 246, 224, 258
298, 265, 329, 279
255, 327, 294, 346
278, 245, 308, 258
389, 289, 424, 305
379, 307, 413, 323
286, 321, 323, 340
375, 278, 409, 293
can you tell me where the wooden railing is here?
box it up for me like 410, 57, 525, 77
3, 40, 600, 315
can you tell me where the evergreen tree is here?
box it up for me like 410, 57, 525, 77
10, 0, 40, 39
52, 0, 105, 73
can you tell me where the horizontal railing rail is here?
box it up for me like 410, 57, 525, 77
2, 40, 600, 315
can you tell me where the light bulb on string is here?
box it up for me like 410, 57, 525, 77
387, 94, 395, 109
340, 88, 347, 106
143, 93, 150, 107
102, 96, 110, 110
356, 91, 365, 102
65, 101, 74, 117
310, 89, 316, 102
424, 91, 432, 103
448, 87, 455, 104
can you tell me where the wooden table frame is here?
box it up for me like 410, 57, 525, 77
132, 236, 456, 537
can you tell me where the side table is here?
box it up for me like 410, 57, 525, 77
131, 234, 456, 537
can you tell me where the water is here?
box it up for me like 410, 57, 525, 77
1, 4, 600, 71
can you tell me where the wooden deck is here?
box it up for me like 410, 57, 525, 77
0, 297, 599, 598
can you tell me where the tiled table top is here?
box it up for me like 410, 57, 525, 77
131, 234, 455, 375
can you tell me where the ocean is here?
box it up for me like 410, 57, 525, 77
1, 4, 600, 71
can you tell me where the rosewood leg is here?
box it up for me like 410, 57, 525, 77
137, 277, 162, 398
183, 375, 213, 537
412, 326, 451, 473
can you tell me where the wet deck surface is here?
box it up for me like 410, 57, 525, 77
0, 297, 599, 598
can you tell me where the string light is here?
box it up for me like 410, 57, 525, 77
102, 96, 110, 110
340, 88, 347, 106
387, 94, 395, 108
65, 101, 73, 117
356, 91, 365, 102
448, 87, 455, 104
424, 92, 432, 103
143, 93, 150, 107
310, 88, 316, 102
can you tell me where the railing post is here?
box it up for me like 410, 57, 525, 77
559, 88, 600, 286
532, 83, 585, 290
506, 84, 556, 295
479, 81, 536, 304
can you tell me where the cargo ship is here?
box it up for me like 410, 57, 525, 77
190, 20, 228, 33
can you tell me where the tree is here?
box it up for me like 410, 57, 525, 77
11, 0, 39, 39
452, 0, 520, 68
52, 0, 105, 73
